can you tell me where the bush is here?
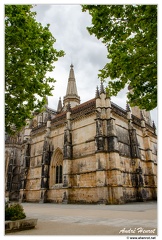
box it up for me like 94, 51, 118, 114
5, 203, 26, 221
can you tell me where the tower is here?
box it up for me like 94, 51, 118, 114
63, 64, 80, 109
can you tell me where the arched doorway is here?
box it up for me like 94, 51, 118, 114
49, 148, 63, 188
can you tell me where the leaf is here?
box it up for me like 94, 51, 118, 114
5, 5, 65, 134
82, 5, 157, 110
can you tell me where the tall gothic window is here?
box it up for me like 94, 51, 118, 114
56, 165, 62, 184
49, 148, 63, 187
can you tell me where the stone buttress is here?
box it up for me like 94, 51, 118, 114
95, 83, 124, 204
140, 112, 157, 200
62, 103, 73, 203
39, 119, 54, 203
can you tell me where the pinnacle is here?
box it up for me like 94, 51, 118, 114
126, 102, 131, 112
57, 97, 62, 113
100, 81, 105, 94
95, 86, 100, 98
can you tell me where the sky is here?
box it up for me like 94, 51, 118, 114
32, 4, 109, 107
32, 4, 157, 126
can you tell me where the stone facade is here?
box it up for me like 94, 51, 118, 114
5, 65, 157, 204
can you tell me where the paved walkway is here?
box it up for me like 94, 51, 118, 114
6, 201, 157, 236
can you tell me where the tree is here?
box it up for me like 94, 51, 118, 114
5, 5, 64, 134
82, 5, 157, 111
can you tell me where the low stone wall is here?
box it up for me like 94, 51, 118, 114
5, 218, 37, 233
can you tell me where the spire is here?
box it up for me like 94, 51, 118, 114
95, 86, 100, 98
57, 97, 62, 113
100, 81, 105, 94
63, 64, 80, 108
66, 64, 78, 96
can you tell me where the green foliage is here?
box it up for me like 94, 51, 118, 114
5, 203, 26, 221
5, 5, 65, 135
82, 5, 157, 110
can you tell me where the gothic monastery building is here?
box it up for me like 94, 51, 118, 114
5, 64, 157, 204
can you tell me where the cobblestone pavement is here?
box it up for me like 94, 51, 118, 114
6, 201, 157, 236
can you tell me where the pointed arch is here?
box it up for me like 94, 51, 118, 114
49, 148, 63, 188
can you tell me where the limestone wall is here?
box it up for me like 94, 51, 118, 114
8, 93, 157, 204
24, 190, 40, 202
68, 187, 108, 204
47, 189, 66, 203
51, 125, 64, 150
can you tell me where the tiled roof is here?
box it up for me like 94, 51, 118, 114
71, 98, 96, 120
